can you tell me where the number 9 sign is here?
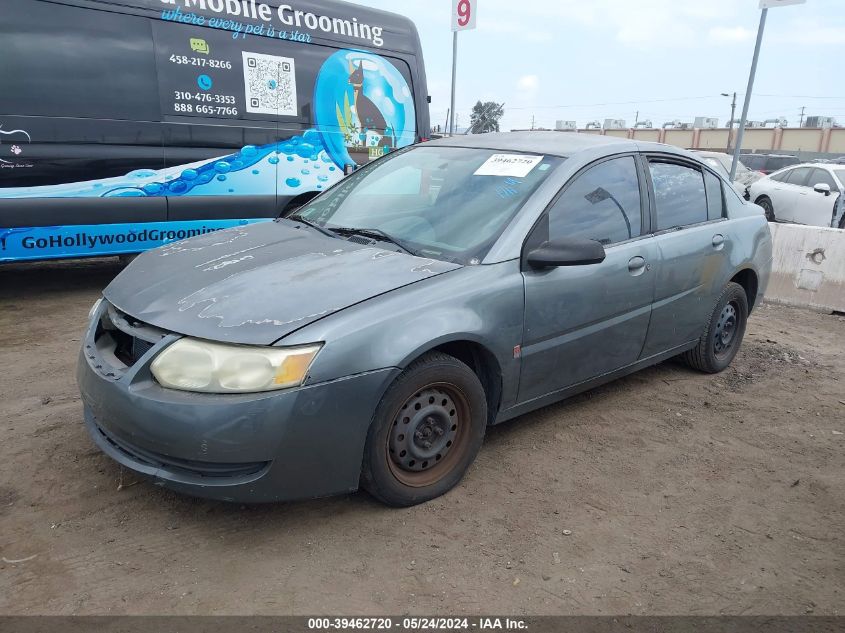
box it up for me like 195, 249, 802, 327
452, 0, 477, 31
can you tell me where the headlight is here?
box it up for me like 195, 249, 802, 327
151, 338, 322, 394
88, 298, 103, 321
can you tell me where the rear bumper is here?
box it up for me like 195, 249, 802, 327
77, 318, 399, 502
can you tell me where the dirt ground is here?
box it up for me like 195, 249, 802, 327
0, 258, 842, 616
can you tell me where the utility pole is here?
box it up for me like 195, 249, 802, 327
722, 92, 737, 152
530, 115, 535, 130
730, 9, 767, 181
449, 31, 458, 136
449, 0, 477, 136
731, 1, 806, 180
635, 111, 639, 126
799, 106, 806, 128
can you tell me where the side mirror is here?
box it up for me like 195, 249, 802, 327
526, 237, 606, 269
813, 183, 831, 196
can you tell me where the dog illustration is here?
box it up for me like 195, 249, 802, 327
348, 61, 392, 148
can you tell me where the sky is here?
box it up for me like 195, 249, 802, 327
351, 0, 845, 132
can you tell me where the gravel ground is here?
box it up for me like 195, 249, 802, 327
0, 258, 843, 615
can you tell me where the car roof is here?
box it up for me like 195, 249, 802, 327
425, 131, 640, 158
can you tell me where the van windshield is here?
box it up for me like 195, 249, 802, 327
291, 146, 563, 263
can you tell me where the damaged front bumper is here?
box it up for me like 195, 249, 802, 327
76, 300, 398, 503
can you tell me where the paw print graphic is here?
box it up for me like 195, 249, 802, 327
10, 145, 22, 155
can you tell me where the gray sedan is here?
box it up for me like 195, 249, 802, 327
77, 132, 773, 506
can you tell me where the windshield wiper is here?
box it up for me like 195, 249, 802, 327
286, 214, 336, 238
329, 227, 419, 257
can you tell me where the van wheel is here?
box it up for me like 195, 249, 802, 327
756, 196, 775, 222
361, 352, 487, 507
683, 282, 749, 374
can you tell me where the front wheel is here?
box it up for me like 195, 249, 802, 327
361, 352, 487, 507
756, 196, 775, 222
683, 282, 749, 374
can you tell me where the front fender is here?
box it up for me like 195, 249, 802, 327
282, 262, 526, 409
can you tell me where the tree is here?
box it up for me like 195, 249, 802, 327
469, 101, 505, 134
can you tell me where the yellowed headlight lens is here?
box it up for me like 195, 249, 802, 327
151, 339, 322, 394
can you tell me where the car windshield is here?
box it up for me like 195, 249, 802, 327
835, 170, 845, 186
291, 146, 564, 264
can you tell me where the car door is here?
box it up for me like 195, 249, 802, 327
774, 166, 813, 222
640, 157, 732, 357
518, 154, 659, 403
798, 168, 841, 227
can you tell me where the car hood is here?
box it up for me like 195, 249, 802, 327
104, 221, 461, 345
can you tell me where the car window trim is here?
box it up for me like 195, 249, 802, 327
520, 151, 650, 259
642, 153, 724, 235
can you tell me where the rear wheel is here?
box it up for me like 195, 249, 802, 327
756, 196, 775, 222
683, 282, 749, 374
361, 352, 487, 507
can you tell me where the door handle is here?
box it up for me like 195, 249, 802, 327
712, 234, 725, 249
628, 256, 646, 276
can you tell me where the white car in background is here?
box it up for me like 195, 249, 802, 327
748, 163, 845, 229
694, 151, 762, 194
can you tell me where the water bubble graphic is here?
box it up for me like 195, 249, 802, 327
286, 178, 301, 188
287, 156, 295, 162
301, 169, 310, 175
126, 169, 157, 179
241, 145, 259, 157
318, 175, 329, 182
214, 161, 232, 173
252, 169, 260, 175
169, 181, 189, 194
268, 156, 280, 165
296, 143, 316, 159
143, 183, 164, 195
217, 174, 228, 182
181, 169, 199, 181
104, 187, 147, 197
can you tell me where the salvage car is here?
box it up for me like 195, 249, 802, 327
78, 132, 773, 506
748, 162, 845, 228
693, 150, 762, 195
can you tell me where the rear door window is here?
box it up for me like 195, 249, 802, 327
547, 156, 643, 245
785, 167, 811, 187
649, 161, 708, 230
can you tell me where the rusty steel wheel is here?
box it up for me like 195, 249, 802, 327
361, 352, 487, 507
386, 384, 472, 487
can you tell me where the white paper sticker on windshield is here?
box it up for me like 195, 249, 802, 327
474, 154, 544, 177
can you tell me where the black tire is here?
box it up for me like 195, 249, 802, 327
361, 352, 487, 507
683, 282, 749, 374
756, 196, 775, 222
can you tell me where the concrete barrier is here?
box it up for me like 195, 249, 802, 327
765, 223, 845, 313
